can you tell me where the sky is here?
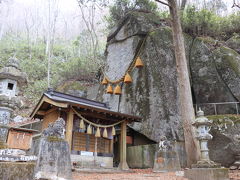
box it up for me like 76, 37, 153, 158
0, 0, 239, 41
0, 0, 109, 40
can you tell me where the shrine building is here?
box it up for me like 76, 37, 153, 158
29, 89, 141, 170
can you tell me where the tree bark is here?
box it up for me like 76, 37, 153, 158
167, 0, 200, 167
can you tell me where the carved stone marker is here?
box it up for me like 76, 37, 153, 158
34, 118, 72, 180
153, 136, 181, 172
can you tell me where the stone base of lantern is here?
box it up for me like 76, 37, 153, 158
184, 168, 229, 180
191, 160, 221, 168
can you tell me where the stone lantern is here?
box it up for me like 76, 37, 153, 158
192, 109, 219, 168
0, 57, 27, 141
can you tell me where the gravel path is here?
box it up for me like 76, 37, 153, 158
73, 169, 188, 180
72, 169, 240, 180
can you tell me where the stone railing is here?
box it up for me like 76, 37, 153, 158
194, 102, 240, 116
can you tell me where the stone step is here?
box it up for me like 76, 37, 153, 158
74, 161, 101, 169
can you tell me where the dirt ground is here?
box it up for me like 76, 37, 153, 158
72, 169, 240, 180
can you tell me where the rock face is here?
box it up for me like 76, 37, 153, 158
97, 11, 240, 166
190, 38, 240, 115
207, 115, 240, 167
98, 12, 183, 142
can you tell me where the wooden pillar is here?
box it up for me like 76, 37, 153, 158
110, 139, 113, 154
118, 121, 129, 170
65, 109, 74, 150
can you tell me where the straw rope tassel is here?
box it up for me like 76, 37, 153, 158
124, 73, 132, 83
114, 84, 122, 95
79, 119, 85, 129
87, 124, 92, 134
103, 128, 108, 138
95, 127, 101, 137
112, 126, 116, 136
135, 57, 144, 68
101, 77, 108, 85
106, 84, 113, 94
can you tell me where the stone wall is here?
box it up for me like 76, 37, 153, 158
0, 162, 35, 180
71, 155, 113, 168
127, 142, 187, 169
127, 144, 157, 168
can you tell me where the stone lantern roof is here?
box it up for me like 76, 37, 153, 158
192, 109, 212, 126
0, 57, 28, 86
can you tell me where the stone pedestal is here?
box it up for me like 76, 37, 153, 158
153, 149, 181, 172
184, 168, 229, 180
34, 137, 72, 180
0, 107, 12, 141
0, 149, 37, 162
0, 162, 35, 180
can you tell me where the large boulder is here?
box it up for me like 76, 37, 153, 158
97, 11, 240, 167
189, 38, 240, 115
98, 11, 183, 142
208, 115, 240, 167
226, 34, 240, 54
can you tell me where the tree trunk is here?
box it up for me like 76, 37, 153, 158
167, 0, 200, 167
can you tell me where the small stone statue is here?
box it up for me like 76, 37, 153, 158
158, 135, 173, 151
153, 135, 181, 172
42, 118, 65, 139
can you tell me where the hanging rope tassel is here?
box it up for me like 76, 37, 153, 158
112, 126, 116, 136
79, 119, 85, 129
87, 124, 92, 134
103, 128, 108, 138
114, 84, 122, 95
95, 127, 101, 137
101, 77, 108, 85
106, 84, 113, 94
124, 73, 132, 83
135, 57, 144, 68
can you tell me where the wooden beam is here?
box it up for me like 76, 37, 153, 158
118, 121, 129, 170
65, 109, 74, 151
45, 107, 58, 115
79, 111, 122, 122
70, 103, 141, 122
36, 107, 58, 116
36, 111, 45, 116
31, 95, 68, 118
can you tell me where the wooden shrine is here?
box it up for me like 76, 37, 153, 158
30, 89, 141, 170
6, 127, 38, 150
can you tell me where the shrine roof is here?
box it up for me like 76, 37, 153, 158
30, 89, 141, 122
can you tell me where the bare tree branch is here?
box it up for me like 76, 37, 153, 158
155, 0, 170, 7
232, 0, 240, 8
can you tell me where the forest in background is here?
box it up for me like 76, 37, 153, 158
0, 0, 239, 105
